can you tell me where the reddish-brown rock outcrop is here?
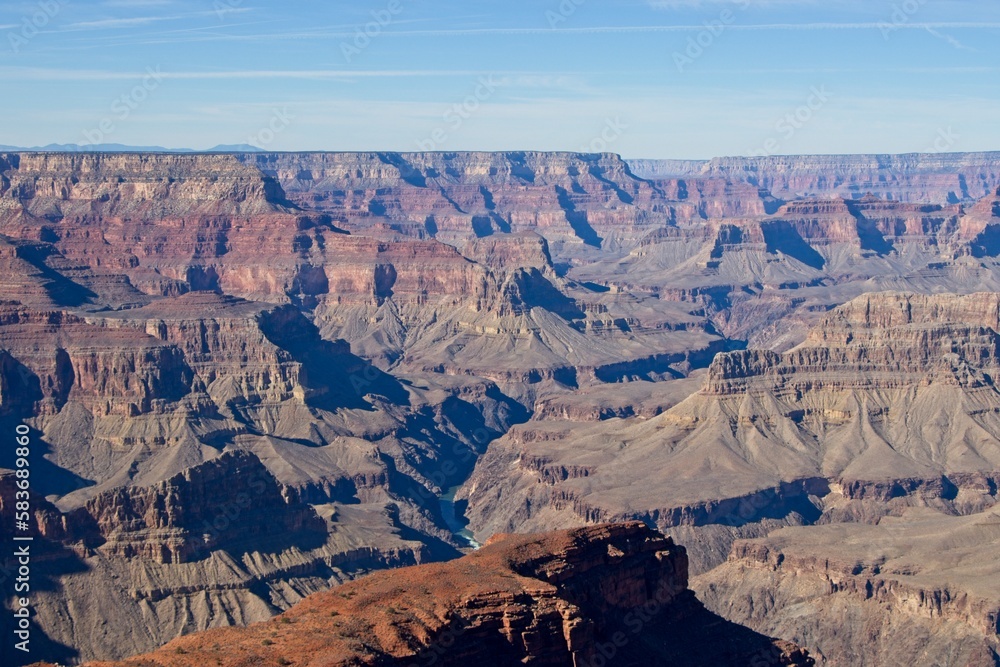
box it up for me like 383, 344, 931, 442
86, 522, 813, 667
0, 152, 335, 300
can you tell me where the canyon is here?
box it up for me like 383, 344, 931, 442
2, 150, 1000, 665
84, 523, 815, 667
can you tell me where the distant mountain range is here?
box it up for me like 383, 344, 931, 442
0, 143, 265, 153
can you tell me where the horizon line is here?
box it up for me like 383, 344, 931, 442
4, 145, 1000, 162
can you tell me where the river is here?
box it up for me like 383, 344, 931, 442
439, 485, 481, 549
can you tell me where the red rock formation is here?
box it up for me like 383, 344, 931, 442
243, 152, 672, 251
86, 523, 813, 667
318, 232, 489, 306
0, 152, 338, 300
0, 302, 193, 417
462, 230, 554, 274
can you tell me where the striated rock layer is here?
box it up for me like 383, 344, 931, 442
695, 507, 1000, 665
629, 152, 1000, 204
87, 523, 813, 667
0, 452, 428, 664
463, 292, 1000, 570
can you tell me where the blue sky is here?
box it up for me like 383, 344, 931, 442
1, 0, 999, 157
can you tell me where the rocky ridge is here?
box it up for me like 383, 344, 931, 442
1, 452, 428, 664
628, 153, 1000, 204
695, 507, 1000, 665
86, 523, 814, 667
462, 292, 1000, 565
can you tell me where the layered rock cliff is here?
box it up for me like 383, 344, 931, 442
462, 292, 1000, 571
241, 151, 673, 253
86, 523, 814, 667
695, 507, 1000, 665
629, 152, 1000, 204
705, 291, 1000, 395
0, 152, 329, 301
0, 452, 428, 664
81, 451, 326, 564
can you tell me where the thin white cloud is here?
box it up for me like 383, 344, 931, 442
137, 22, 1000, 39
66, 8, 250, 30
499, 74, 592, 92
440, 22, 1000, 34
164, 70, 486, 80
43, 19, 1000, 51
924, 26, 976, 51
0, 66, 495, 81
650, 0, 821, 6
69, 17, 171, 28
103, 0, 174, 5
694, 66, 1000, 74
